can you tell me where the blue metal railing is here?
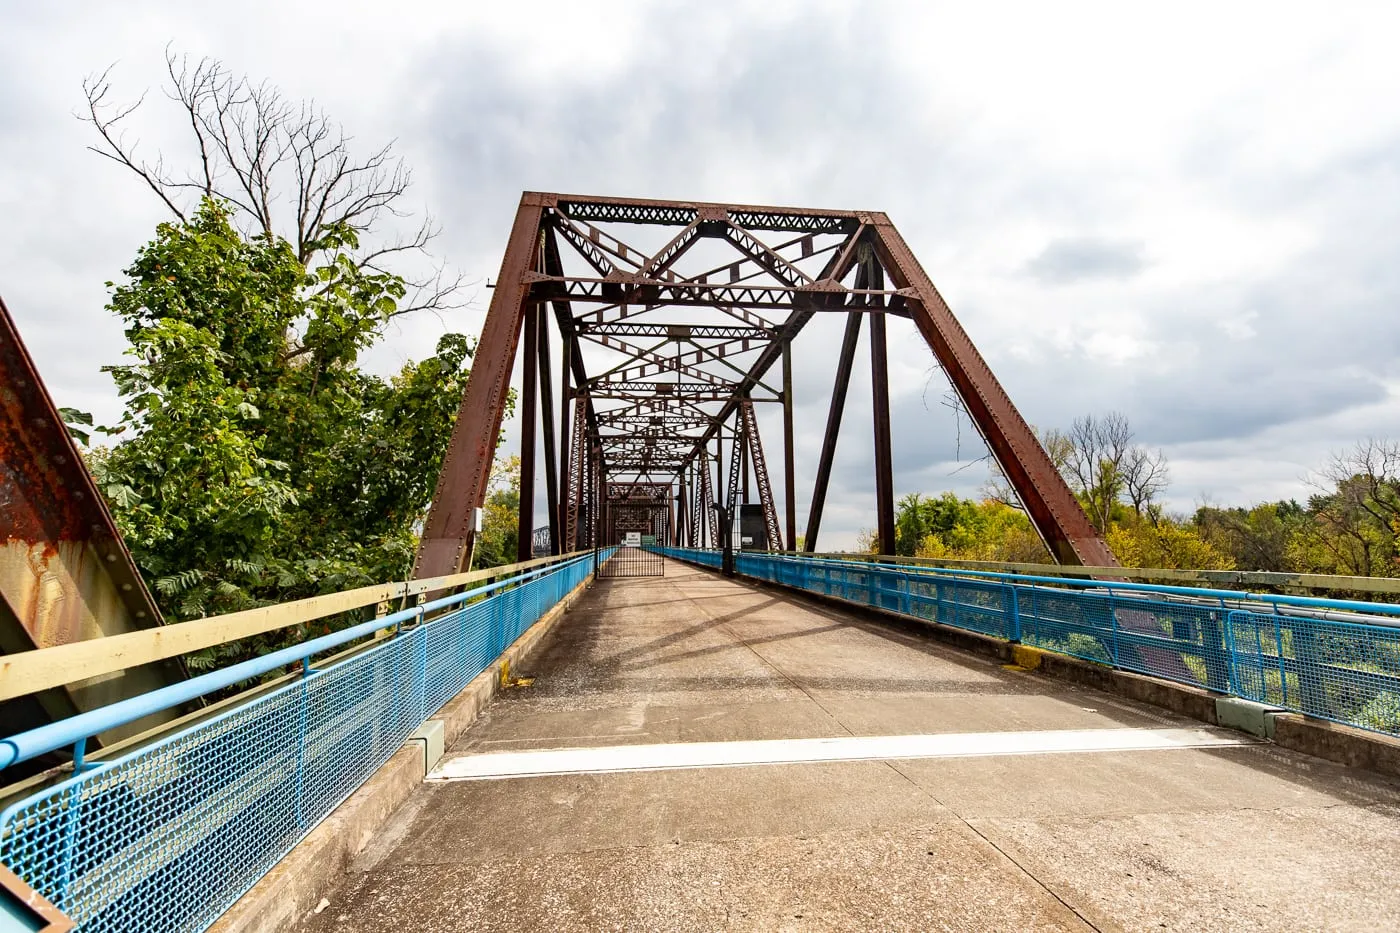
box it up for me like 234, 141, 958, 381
658, 548, 1400, 739
0, 550, 612, 933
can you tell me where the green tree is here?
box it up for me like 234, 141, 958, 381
89, 200, 486, 664
472, 456, 521, 570
1106, 512, 1234, 570
914, 499, 1051, 563
1193, 501, 1306, 572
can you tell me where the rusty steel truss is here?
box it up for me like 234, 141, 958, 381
415, 192, 1116, 577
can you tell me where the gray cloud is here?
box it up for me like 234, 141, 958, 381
1024, 237, 1147, 284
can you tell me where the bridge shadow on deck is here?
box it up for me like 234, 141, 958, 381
295, 558, 1400, 933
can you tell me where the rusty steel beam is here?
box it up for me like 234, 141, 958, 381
805, 280, 868, 552
516, 299, 540, 563
416, 195, 544, 578
782, 341, 797, 550
0, 295, 186, 760
557, 325, 572, 552
537, 307, 560, 556
868, 257, 897, 557
577, 323, 774, 340
867, 216, 1115, 566
740, 399, 783, 550
417, 192, 1113, 576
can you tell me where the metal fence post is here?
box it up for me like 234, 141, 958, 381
1007, 585, 1021, 643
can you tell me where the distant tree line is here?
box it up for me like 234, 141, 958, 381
860, 413, 1400, 578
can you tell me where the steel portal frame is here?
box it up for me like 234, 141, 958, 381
415, 192, 1116, 579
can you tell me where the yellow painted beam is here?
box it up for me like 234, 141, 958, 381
0, 552, 585, 701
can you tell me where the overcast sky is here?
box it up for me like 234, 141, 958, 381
3, 1, 1400, 548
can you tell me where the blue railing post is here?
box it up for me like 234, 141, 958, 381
416, 612, 429, 723
293, 672, 310, 829
1223, 608, 1240, 695
1006, 585, 1021, 643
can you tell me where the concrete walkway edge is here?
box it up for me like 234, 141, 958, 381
708, 559, 1400, 781
207, 573, 596, 933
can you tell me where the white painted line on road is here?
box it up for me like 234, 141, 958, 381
426, 727, 1256, 782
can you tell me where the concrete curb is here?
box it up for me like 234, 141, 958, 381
722, 566, 1400, 783
208, 574, 594, 933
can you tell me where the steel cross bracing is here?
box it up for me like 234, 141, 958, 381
415, 192, 1117, 577
739, 399, 783, 550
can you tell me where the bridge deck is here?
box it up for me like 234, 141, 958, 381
296, 559, 1400, 932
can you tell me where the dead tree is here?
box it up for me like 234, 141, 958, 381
81, 48, 464, 316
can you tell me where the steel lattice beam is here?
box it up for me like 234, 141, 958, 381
414, 191, 1116, 578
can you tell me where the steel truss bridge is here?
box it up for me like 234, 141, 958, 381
418, 192, 1117, 577
6, 195, 1400, 933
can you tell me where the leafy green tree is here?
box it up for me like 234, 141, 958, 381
914, 499, 1051, 563
89, 200, 486, 664
1193, 501, 1306, 572
1106, 512, 1234, 570
472, 456, 521, 571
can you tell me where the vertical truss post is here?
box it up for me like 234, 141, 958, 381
691, 461, 705, 547
517, 299, 540, 563
557, 327, 572, 550
804, 306, 865, 551
699, 449, 718, 547
725, 411, 745, 531
564, 396, 587, 550
740, 399, 783, 551
782, 341, 797, 550
416, 196, 544, 578
868, 258, 896, 557
714, 435, 725, 540
537, 307, 560, 555
741, 437, 750, 503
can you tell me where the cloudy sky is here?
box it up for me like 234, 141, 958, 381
3, 1, 1399, 547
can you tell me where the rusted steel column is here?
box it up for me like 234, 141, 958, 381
557, 327, 572, 550
869, 216, 1115, 566
537, 308, 560, 555
516, 296, 540, 563
417, 195, 545, 578
869, 259, 897, 557
782, 341, 797, 550
741, 434, 750, 503
804, 309, 863, 551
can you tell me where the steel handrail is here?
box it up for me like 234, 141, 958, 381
0, 555, 592, 771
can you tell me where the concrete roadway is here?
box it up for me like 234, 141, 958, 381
297, 559, 1400, 932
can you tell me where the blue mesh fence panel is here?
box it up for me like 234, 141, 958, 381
660, 548, 1400, 739
1228, 610, 1400, 733
0, 554, 601, 933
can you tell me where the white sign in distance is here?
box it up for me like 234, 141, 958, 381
624, 532, 642, 547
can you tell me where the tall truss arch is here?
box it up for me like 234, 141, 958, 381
414, 192, 1116, 578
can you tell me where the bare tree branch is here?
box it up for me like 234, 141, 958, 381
79, 50, 463, 315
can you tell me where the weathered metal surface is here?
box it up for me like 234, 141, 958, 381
805, 310, 864, 551
782, 343, 797, 551
415, 195, 545, 578
416, 193, 1114, 581
869, 277, 897, 557
0, 295, 184, 752
739, 400, 782, 551
516, 298, 539, 563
